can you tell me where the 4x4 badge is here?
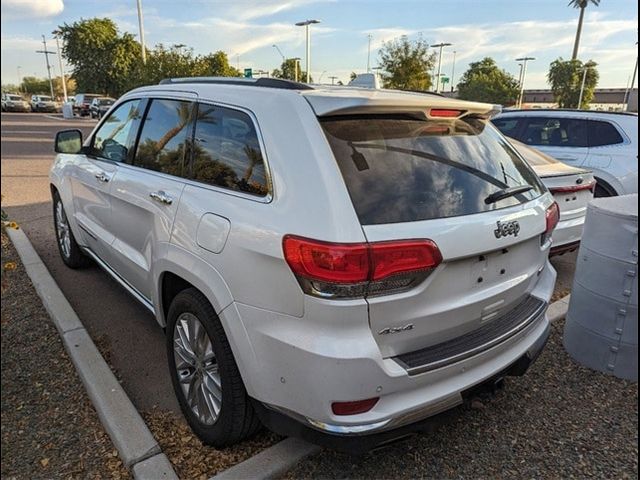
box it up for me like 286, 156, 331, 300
378, 324, 414, 335
494, 220, 520, 239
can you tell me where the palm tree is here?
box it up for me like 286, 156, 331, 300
569, 0, 601, 60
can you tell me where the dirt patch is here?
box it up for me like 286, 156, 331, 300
143, 408, 281, 479
1, 230, 130, 479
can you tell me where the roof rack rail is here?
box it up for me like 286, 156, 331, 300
159, 76, 314, 90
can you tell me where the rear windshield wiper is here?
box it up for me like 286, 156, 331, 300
350, 142, 534, 204
484, 185, 533, 204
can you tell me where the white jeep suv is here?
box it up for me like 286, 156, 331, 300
50, 78, 557, 451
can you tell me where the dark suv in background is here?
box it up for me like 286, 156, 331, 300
73, 93, 100, 117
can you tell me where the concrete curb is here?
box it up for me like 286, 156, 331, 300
210, 437, 322, 480
6, 227, 178, 480
548, 294, 571, 322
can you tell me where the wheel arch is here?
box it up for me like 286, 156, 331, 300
593, 175, 619, 196
153, 245, 234, 328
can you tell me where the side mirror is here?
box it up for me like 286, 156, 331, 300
55, 129, 83, 154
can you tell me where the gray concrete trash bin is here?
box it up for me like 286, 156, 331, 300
564, 194, 638, 381
62, 102, 74, 119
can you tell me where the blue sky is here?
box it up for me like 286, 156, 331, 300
1, 0, 637, 89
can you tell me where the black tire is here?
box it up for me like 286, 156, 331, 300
52, 192, 90, 268
166, 288, 261, 447
594, 183, 614, 198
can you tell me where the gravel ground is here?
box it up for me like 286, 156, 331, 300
142, 409, 280, 479
284, 319, 638, 479
1, 230, 130, 479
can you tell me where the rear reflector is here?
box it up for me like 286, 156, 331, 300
429, 109, 464, 118
549, 180, 596, 194
332, 397, 379, 416
283, 235, 442, 298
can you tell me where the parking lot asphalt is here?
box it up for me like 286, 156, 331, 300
1, 112, 178, 412
0, 111, 577, 418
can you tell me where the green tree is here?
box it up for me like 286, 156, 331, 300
457, 57, 520, 105
378, 36, 436, 91
569, 0, 600, 60
271, 58, 306, 82
132, 44, 200, 86
55, 18, 141, 96
547, 58, 599, 108
21, 77, 50, 95
199, 51, 241, 77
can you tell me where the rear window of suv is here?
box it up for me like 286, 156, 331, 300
321, 115, 543, 225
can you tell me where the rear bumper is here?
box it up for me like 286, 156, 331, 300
254, 320, 550, 453
225, 261, 556, 449
4, 105, 30, 112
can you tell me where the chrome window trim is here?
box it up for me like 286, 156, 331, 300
187, 99, 274, 203
96, 95, 274, 204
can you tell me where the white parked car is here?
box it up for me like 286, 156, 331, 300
510, 139, 594, 255
493, 110, 637, 197
30, 94, 58, 113
50, 78, 558, 451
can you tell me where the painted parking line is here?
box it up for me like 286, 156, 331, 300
1, 137, 52, 142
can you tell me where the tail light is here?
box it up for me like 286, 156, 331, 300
283, 235, 442, 299
542, 202, 560, 246
332, 397, 379, 416
429, 108, 464, 118
549, 180, 596, 194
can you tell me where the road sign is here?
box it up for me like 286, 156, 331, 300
244, 68, 253, 78
441, 76, 450, 84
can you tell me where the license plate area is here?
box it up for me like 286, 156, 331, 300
469, 247, 512, 290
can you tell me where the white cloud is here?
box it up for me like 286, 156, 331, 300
224, 0, 332, 21
1, 0, 63, 19
145, 14, 336, 56
362, 16, 637, 88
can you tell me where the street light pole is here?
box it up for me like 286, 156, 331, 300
136, 0, 147, 64
450, 50, 457, 92
272, 44, 286, 63
515, 56, 535, 108
36, 35, 56, 99
577, 64, 591, 110
366, 33, 372, 72
625, 42, 638, 111
295, 19, 320, 83
431, 42, 452, 93
55, 36, 68, 102
293, 57, 301, 82
17, 66, 22, 92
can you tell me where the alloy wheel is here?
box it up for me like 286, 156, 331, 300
55, 201, 71, 259
173, 312, 222, 425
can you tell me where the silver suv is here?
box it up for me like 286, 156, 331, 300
50, 78, 558, 451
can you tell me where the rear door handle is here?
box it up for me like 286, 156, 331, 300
94, 172, 110, 183
149, 190, 173, 205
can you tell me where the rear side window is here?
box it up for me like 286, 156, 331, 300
321, 115, 543, 225
190, 103, 268, 196
92, 99, 143, 162
588, 120, 624, 147
134, 99, 194, 177
492, 117, 521, 138
520, 117, 588, 147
